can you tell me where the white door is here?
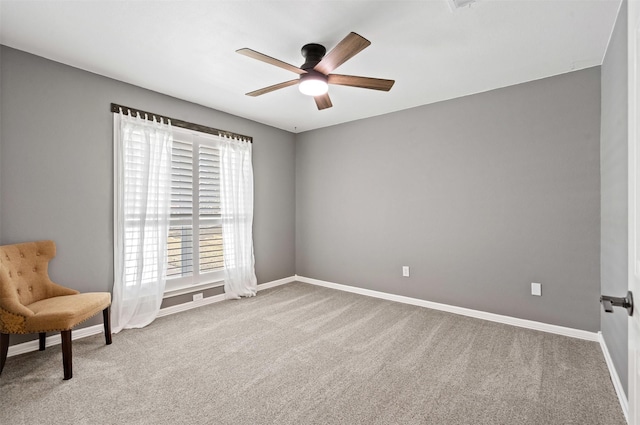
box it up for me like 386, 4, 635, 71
629, 0, 640, 423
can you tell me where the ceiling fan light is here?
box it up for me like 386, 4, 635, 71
299, 76, 328, 96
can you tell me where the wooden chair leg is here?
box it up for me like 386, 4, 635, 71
39, 332, 46, 351
61, 330, 72, 380
103, 307, 112, 345
0, 333, 9, 375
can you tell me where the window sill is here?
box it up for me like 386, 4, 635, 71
163, 280, 224, 299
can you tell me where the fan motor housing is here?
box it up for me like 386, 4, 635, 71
301, 43, 327, 70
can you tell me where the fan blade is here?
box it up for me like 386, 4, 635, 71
314, 32, 371, 75
328, 74, 395, 91
246, 79, 299, 97
237, 48, 307, 75
314, 93, 333, 110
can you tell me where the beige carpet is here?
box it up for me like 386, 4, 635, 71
0, 282, 626, 424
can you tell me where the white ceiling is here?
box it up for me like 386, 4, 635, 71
0, 0, 621, 133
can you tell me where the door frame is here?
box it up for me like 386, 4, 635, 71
629, 0, 640, 424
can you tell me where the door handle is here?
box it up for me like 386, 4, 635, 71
600, 291, 634, 316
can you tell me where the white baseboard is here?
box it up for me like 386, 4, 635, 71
157, 292, 226, 317
7, 324, 105, 357
257, 275, 297, 291
599, 332, 629, 423
157, 275, 295, 317
295, 275, 599, 342
7, 275, 296, 358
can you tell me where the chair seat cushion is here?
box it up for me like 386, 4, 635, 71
24, 292, 111, 332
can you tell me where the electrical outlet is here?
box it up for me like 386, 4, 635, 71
193, 293, 204, 302
402, 266, 410, 277
531, 283, 542, 296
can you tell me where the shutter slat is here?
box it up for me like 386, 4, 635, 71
198, 145, 221, 224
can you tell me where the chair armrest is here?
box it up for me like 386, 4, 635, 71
0, 297, 34, 317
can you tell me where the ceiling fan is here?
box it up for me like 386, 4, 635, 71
237, 32, 395, 110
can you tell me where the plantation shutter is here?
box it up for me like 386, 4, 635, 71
198, 144, 224, 273
168, 139, 194, 279
165, 132, 226, 293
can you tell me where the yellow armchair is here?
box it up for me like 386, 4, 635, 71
0, 240, 111, 380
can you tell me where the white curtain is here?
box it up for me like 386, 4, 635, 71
220, 136, 257, 299
113, 111, 173, 333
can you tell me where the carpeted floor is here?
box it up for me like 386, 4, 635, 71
0, 282, 627, 425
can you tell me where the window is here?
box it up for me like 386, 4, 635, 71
113, 103, 256, 331
165, 127, 226, 293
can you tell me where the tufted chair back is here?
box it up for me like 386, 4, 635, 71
2, 241, 58, 305
0, 240, 78, 334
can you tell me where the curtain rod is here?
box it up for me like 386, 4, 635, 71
110, 103, 253, 143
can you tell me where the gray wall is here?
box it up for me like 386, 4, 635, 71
296, 68, 602, 331
0, 46, 296, 344
600, 1, 628, 396
0, 43, 614, 348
